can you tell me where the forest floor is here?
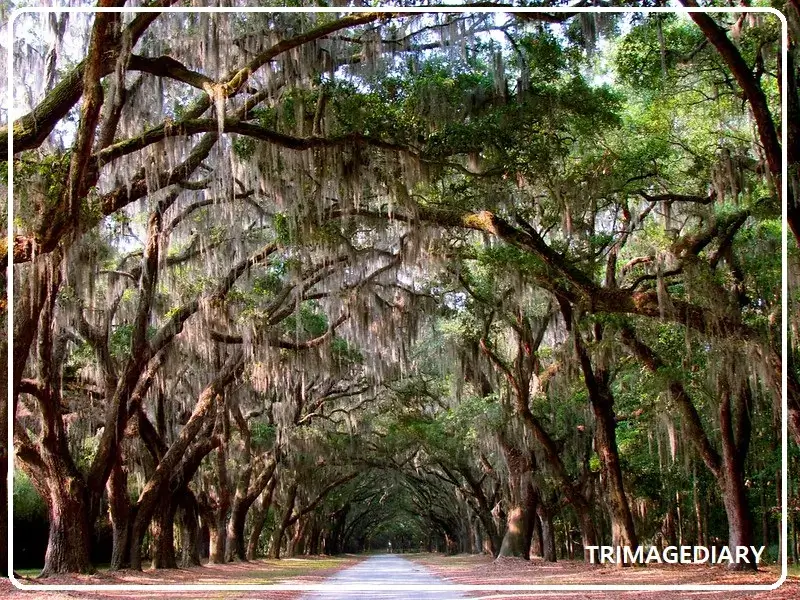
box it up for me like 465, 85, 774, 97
0, 553, 798, 599
411, 553, 800, 599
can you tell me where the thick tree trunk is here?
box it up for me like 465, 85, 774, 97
226, 501, 250, 562
150, 496, 178, 569
569, 313, 638, 555
720, 466, 756, 571
226, 474, 270, 562
537, 506, 557, 563
498, 505, 532, 558
178, 491, 202, 567
497, 432, 536, 560
288, 518, 307, 557
476, 500, 502, 557
498, 479, 536, 559
719, 382, 756, 571
107, 461, 131, 570
199, 522, 210, 559
246, 477, 277, 560
594, 402, 638, 552
41, 478, 93, 576
307, 520, 322, 555
208, 511, 228, 564
271, 484, 298, 559
575, 504, 598, 562
246, 507, 270, 561
531, 512, 543, 558
469, 517, 480, 555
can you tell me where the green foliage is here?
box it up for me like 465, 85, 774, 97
331, 336, 363, 365
13, 471, 46, 522
282, 301, 328, 338
273, 213, 294, 245
251, 422, 277, 450
615, 15, 702, 90
13, 150, 71, 227
232, 135, 256, 160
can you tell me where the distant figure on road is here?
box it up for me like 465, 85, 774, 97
388, 542, 392, 554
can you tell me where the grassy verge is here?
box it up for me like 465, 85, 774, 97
13, 555, 361, 586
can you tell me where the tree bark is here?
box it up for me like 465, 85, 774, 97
208, 510, 228, 564
128, 350, 243, 570
531, 512, 543, 558
41, 477, 93, 576
496, 437, 536, 560
178, 490, 202, 568
225, 500, 251, 562
565, 303, 638, 556
719, 382, 756, 571
246, 476, 278, 560
270, 483, 298, 559
537, 505, 557, 563
107, 459, 131, 570
498, 503, 533, 559
226, 456, 278, 561
150, 496, 178, 569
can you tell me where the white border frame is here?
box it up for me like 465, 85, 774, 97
5, 4, 789, 594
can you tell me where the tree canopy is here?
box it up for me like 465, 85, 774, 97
1, 0, 797, 580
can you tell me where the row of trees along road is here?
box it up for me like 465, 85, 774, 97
0, 1, 798, 577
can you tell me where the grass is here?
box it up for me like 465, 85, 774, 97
14, 562, 111, 579
14, 568, 41, 578
14, 555, 360, 585
246, 557, 355, 583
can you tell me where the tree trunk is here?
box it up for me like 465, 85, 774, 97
662, 504, 677, 547
593, 398, 638, 553
41, 478, 93, 576
271, 483, 298, 559
128, 352, 243, 569
150, 496, 178, 569
498, 506, 532, 558
246, 477, 277, 560
531, 512, 543, 558
623, 328, 755, 569
226, 471, 271, 562
575, 504, 598, 562
225, 500, 249, 562
178, 490, 202, 567
307, 520, 322, 555
471, 502, 501, 557
496, 431, 536, 559
694, 466, 705, 547
199, 522, 210, 559
498, 478, 536, 559
208, 510, 228, 564
569, 315, 638, 555
107, 460, 131, 570
719, 382, 756, 571
720, 466, 756, 571
288, 518, 307, 557
537, 506, 557, 563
